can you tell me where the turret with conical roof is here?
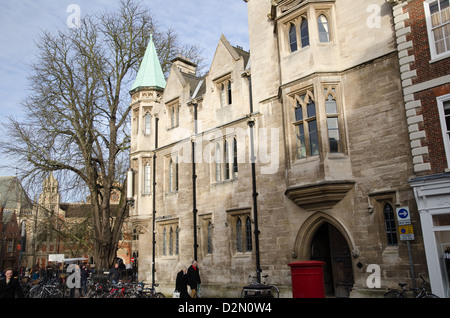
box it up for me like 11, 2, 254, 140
130, 35, 166, 94
129, 35, 165, 157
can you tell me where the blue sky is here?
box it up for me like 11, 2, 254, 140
0, 0, 249, 177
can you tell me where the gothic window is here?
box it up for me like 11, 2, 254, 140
233, 214, 252, 254
215, 142, 221, 182
144, 163, 151, 195
324, 87, 342, 153
294, 90, 319, 159
144, 113, 151, 135
224, 139, 230, 180
318, 14, 330, 43
169, 227, 174, 256
162, 228, 167, 256
169, 157, 179, 193
175, 226, 179, 255
383, 203, 398, 246
207, 221, 213, 254
219, 79, 232, 107
300, 17, 310, 48
236, 218, 243, 252
289, 23, 298, 52
228, 80, 233, 105
220, 83, 226, 107
233, 137, 238, 178
161, 224, 179, 257
167, 102, 179, 129
133, 109, 139, 135
245, 217, 253, 252
425, 0, 450, 59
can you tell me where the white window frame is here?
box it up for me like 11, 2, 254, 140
144, 113, 152, 136
424, 0, 450, 61
143, 163, 151, 195
437, 93, 450, 169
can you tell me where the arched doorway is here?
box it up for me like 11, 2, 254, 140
310, 223, 354, 297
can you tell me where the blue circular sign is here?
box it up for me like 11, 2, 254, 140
398, 208, 409, 219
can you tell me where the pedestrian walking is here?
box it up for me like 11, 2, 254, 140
187, 260, 201, 298
0, 268, 24, 298
175, 267, 190, 298
80, 264, 90, 297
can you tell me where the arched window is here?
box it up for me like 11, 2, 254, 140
325, 93, 341, 153
224, 139, 230, 180
215, 143, 221, 182
162, 228, 167, 256
169, 157, 179, 192
207, 222, 213, 254
227, 80, 232, 105
318, 15, 330, 43
144, 163, 151, 194
245, 217, 253, 252
236, 218, 243, 252
294, 91, 318, 158
144, 113, 151, 135
176, 226, 180, 255
169, 227, 173, 256
289, 23, 298, 52
220, 83, 226, 107
383, 203, 398, 246
300, 18, 310, 48
233, 137, 238, 178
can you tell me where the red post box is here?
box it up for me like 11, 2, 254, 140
288, 261, 325, 298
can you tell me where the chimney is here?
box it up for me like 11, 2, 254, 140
171, 55, 197, 75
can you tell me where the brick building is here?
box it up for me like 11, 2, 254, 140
388, 0, 450, 297
0, 176, 32, 270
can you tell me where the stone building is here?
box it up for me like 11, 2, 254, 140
387, 0, 450, 297
129, 0, 430, 297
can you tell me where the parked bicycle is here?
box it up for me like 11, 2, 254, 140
28, 279, 64, 298
241, 274, 279, 298
139, 282, 165, 298
384, 275, 439, 298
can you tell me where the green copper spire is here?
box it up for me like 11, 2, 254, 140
130, 35, 166, 93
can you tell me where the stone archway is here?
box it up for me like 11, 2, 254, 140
294, 212, 355, 297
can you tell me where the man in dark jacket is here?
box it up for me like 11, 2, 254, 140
175, 267, 190, 298
187, 260, 201, 298
0, 268, 24, 298
109, 263, 122, 284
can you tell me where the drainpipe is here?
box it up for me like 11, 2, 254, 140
192, 102, 199, 261
152, 116, 159, 291
243, 71, 261, 283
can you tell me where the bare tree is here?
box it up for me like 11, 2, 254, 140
1, 0, 204, 270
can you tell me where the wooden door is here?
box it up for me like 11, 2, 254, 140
310, 223, 354, 297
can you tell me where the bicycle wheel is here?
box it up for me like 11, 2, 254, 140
420, 293, 439, 298
269, 285, 280, 298
152, 292, 165, 298
384, 290, 402, 298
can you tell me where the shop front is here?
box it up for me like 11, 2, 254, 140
410, 173, 450, 298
